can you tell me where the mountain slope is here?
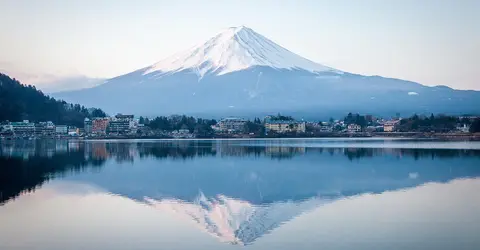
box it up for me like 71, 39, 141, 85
35, 76, 105, 93
53, 26, 480, 118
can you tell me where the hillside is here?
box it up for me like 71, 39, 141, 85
0, 73, 106, 126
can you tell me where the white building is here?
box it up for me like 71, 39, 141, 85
9, 120, 35, 135
383, 120, 400, 132
347, 124, 362, 133
265, 120, 306, 134
55, 125, 68, 135
456, 124, 470, 133
218, 118, 247, 133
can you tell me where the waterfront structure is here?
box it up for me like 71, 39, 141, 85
108, 120, 131, 134
218, 118, 247, 133
9, 120, 35, 135
92, 118, 110, 135
107, 114, 136, 134
319, 122, 333, 133
383, 120, 400, 132
84, 118, 93, 134
55, 125, 68, 135
265, 120, 306, 134
68, 126, 79, 136
347, 124, 362, 133
35, 121, 55, 136
456, 124, 470, 133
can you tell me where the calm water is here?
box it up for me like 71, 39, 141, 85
1, 138, 480, 250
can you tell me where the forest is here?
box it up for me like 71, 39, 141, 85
0, 73, 106, 127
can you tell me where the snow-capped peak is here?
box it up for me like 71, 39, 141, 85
143, 26, 338, 77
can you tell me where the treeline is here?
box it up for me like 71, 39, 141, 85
0, 73, 107, 127
397, 114, 479, 133
344, 113, 368, 127
244, 118, 265, 135
139, 115, 217, 137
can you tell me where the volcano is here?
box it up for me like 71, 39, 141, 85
53, 26, 480, 118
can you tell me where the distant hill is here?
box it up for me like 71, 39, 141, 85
35, 75, 105, 93
0, 73, 106, 126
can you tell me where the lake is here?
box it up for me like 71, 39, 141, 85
1, 138, 480, 250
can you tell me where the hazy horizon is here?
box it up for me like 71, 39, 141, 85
0, 0, 479, 90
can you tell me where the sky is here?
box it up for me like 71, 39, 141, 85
0, 0, 479, 90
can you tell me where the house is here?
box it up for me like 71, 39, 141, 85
383, 120, 400, 132
319, 122, 333, 133
347, 124, 362, 133
265, 120, 306, 134
456, 124, 470, 133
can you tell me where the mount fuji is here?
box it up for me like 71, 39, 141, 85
53, 26, 480, 117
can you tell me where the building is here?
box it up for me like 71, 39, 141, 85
55, 125, 68, 135
35, 121, 55, 136
218, 118, 247, 133
383, 120, 400, 132
84, 118, 93, 134
92, 118, 110, 135
115, 114, 134, 121
108, 120, 130, 134
9, 120, 35, 135
347, 124, 362, 133
68, 126, 79, 136
106, 114, 136, 134
456, 124, 470, 133
319, 122, 333, 133
265, 120, 306, 134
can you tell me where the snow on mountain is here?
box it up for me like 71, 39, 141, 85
144, 192, 330, 245
143, 26, 339, 78
53, 26, 480, 117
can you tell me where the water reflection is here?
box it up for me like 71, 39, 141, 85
1, 139, 480, 246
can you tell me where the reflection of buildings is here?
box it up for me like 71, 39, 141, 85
2, 138, 480, 240
0, 140, 84, 158
2, 139, 480, 162
265, 146, 305, 158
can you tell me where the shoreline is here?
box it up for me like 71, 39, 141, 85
1, 132, 479, 141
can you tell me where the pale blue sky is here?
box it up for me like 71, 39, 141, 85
0, 0, 478, 90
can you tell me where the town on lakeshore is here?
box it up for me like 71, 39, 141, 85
1, 113, 479, 140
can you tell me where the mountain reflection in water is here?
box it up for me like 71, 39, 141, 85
1, 139, 480, 246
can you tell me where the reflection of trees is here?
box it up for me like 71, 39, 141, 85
2, 140, 479, 205
0, 144, 105, 205
3, 140, 480, 163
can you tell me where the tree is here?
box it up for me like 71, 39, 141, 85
470, 119, 480, 133
0, 73, 107, 127
244, 121, 265, 135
